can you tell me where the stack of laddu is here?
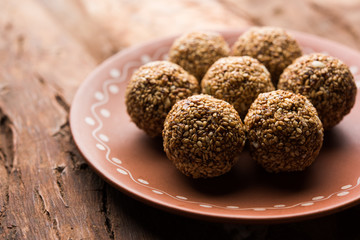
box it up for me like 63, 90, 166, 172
125, 27, 357, 178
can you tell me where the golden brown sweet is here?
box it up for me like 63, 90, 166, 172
163, 94, 246, 178
168, 31, 230, 81
125, 61, 199, 137
244, 90, 324, 173
232, 27, 302, 86
278, 53, 357, 129
202, 56, 275, 119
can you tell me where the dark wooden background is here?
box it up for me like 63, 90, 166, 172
1, 0, 360, 239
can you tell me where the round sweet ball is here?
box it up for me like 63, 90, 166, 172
244, 90, 324, 173
125, 61, 199, 137
278, 53, 357, 129
168, 31, 230, 81
163, 94, 246, 178
232, 27, 302, 86
202, 56, 275, 119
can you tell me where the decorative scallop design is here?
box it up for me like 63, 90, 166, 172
176, 196, 187, 200
112, 157, 122, 164
141, 54, 151, 64
300, 202, 314, 207
273, 204, 286, 208
138, 179, 149, 185
200, 204, 213, 208
94, 91, 104, 100
152, 190, 163, 195
110, 68, 120, 78
99, 134, 109, 142
117, 168, 128, 175
337, 192, 349, 197
109, 85, 119, 94
85, 117, 95, 126
312, 196, 325, 201
342, 185, 352, 190
350, 65, 358, 75
226, 206, 239, 209
96, 143, 105, 151
100, 109, 111, 118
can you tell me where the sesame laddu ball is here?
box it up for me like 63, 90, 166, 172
125, 61, 199, 137
163, 94, 246, 178
202, 56, 275, 119
278, 53, 357, 129
244, 90, 324, 173
168, 31, 230, 81
232, 27, 302, 86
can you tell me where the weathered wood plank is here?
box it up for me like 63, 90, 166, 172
0, 0, 113, 239
73, 0, 249, 46
217, 0, 360, 50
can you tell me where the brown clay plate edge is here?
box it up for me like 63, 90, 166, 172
69, 28, 360, 224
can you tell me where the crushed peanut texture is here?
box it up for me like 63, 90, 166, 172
244, 90, 324, 173
232, 26, 302, 86
202, 56, 275, 119
168, 31, 230, 81
125, 61, 199, 137
163, 94, 246, 178
278, 53, 357, 129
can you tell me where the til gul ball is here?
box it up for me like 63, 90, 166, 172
244, 90, 324, 173
168, 31, 230, 81
125, 61, 200, 137
278, 53, 357, 129
163, 94, 246, 178
232, 26, 302, 86
202, 56, 275, 119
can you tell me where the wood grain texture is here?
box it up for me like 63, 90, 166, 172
0, 0, 360, 239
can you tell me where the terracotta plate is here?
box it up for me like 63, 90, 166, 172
70, 29, 360, 223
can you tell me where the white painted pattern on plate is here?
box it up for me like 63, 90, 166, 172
99, 134, 109, 142
226, 206, 239, 209
350, 65, 358, 75
273, 204, 286, 208
141, 54, 151, 64
341, 185, 352, 190
152, 190, 163, 195
312, 196, 325, 201
100, 109, 111, 118
337, 191, 349, 197
85, 117, 96, 126
176, 196, 188, 200
253, 208, 266, 211
96, 143, 106, 151
200, 204, 213, 208
94, 91, 104, 100
117, 168, 128, 175
138, 179, 149, 185
112, 157, 122, 164
86, 42, 360, 212
109, 85, 119, 94
110, 68, 120, 78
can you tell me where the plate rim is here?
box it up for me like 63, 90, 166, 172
70, 28, 360, 223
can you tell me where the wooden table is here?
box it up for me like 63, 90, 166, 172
1, 0, 360, 239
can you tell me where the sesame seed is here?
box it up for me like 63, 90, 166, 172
125, 61, 199, 137
278, 53, 357, 129
311, 60, 326, 68
163, 94, 246, 178
201, 56, 274, 119
168, 31, 230, 81
232, 27, 302, 85
244, 90, 323, 173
